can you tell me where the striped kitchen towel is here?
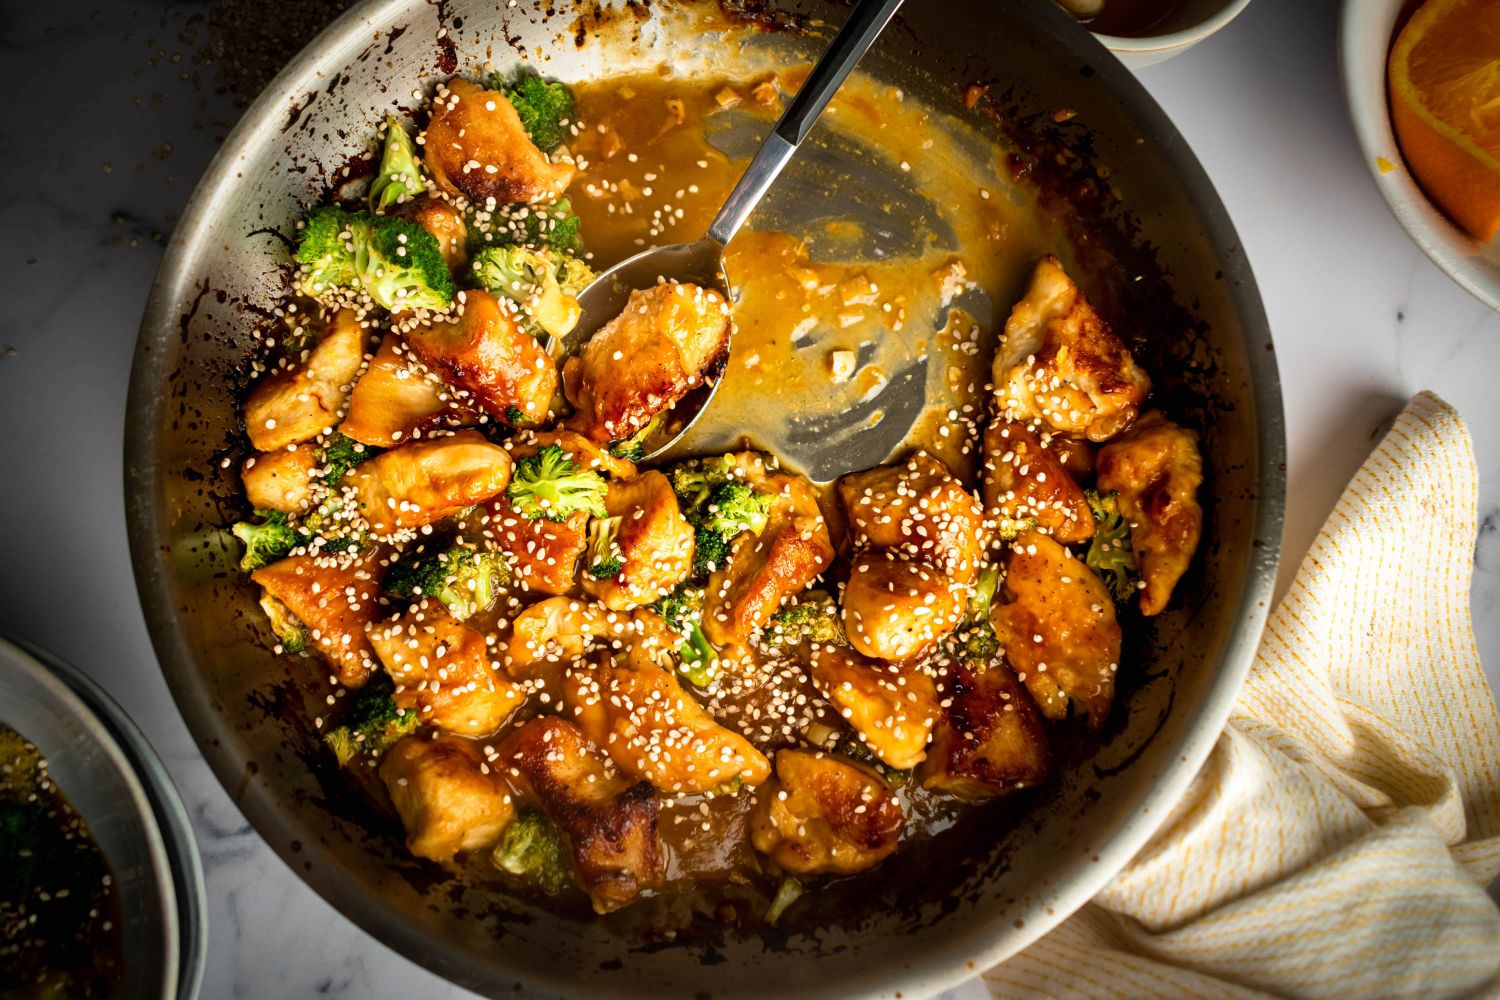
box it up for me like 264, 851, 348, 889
987, 391, 1500, 999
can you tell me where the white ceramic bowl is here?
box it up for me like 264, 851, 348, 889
1091, 0, 1253, 68
1341, 0, 1500, 311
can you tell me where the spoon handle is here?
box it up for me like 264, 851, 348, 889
704, 0, 907, 247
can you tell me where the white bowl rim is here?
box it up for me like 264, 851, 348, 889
1093, 0, 1254, 51
1338, 0, 1500, 311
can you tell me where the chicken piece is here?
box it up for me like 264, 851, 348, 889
1096, 411, 1204, 616
241, 444, 320, 514
367, 606, 525, 736
486, 497, 588, 595
918, 660, 1049, 801
245, 308, 368, 452
980, 419, 1093, 543
342, 430, 513, 536
381, 734, 515, 863
504, 597, 638, 677
402, 290, 559, 425
341, 335, 477, 448
808, 646, 939, 770
496, 716, 664, 914
749, 749, 904, 875
993, 255, 1150, 443
422, 78, 574, 205
400, 196, 468, 269
837, 451, 989, 584
250, 555, 381, 688
505, 428, 638, 481
564, 655, 771, 793
703, 473, 836, 648
563, 283, 732, 444
990, 532, 1121, 732
840, 553, 965, 663
581, 471, 694, 611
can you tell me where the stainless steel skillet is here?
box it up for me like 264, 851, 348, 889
125, 0, 1284, 996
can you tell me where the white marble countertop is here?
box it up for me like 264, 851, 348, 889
1, 1, 1496, 997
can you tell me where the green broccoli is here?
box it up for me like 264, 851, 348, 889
765, 590, 845, 646
232, 510, 298, 571
1084, 489, 1139, 603
951, 564, 1001, 661
323, 673, 418, 767
506, 443, 609, 521
294, 206, 456, 313
505, 405, 528, 428
585, 515, 624, 579
471, 245, 584, 339
701, 481, 773, 537
257, 591, 309, 654
298, 496, 367, 556
319, 433, 378, 486
485, 71, 575, 152
369, 116, 425, 213
650, 585, 719, 688
667, 455, 735, 512
691, 525, 731, 579
382, 544, 509, 621
554, 253, 595, 296
765, 876, 803, 925
667, 456, 775, 580
492, 808, 570, 894
609, 413, 663, 462
515, 198, 583, 254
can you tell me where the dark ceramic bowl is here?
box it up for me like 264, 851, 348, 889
125, 0, 1284, 996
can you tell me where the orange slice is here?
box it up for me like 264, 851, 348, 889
1389, 0, 1500, 242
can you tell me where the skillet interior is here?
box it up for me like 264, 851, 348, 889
125, 0, 1284, 995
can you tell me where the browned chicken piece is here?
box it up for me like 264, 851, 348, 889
341, 334, 477, 447
402, 290, 559, 425
367, 606, 525, 736
399, 196, 468, 269
808, 645, 939, 770
749, 749, 904, 876
251, 555, 381, 688
837, 451, 989, 584
422, 78, 575, 205
496, 716, 664, 914
564, 654, 771, 793
242, 444, 320, 514
342, 430, 513, 535
245, 308, 368, 452
990, 532, 1121, 732
1096, 411, 1204, 616
504, 597, 638, 677
980, 419, 1093, 543
581, 471, 695, 611
918, 659, 1049, 801
993, 255, 1150, 443
563, 283, 732, 444
840, 552, 965, 663
704, 473, 836, 648
505, 428, 638, 480
381, 733, 516, 863
486, 496, 588, 595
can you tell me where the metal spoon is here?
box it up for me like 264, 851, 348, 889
563, 0, 908, 462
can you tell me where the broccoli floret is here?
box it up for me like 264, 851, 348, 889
383, 544, 509, 621
320, 433, 378, 486
952, 564, 1001, 661
554, 254, 595, 296
298, 496, 367, 556
506, 443, 609, 521
649, 585, 720, 687
609, 413, 663, 462
701, 480, 773, 537
691, 525, 731, 579
1085, 489, 1138, 602
668, 455, 735, 512
585, 515, 624, 579
484, 71, 575, 152
294, 207, 456, 313
492, 808, 570, 893
232, 510, 298, 571
257, 591, 309, 654
323, 673, 418, 767
517, 198, 583, 254
471, 245, 583, 339
505, 405, 528, 428
650, 584, 706, 634
765, 590, 845, 646
369, 116, 425, 212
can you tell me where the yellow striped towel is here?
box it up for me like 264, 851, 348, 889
985, 391, 1500, 999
